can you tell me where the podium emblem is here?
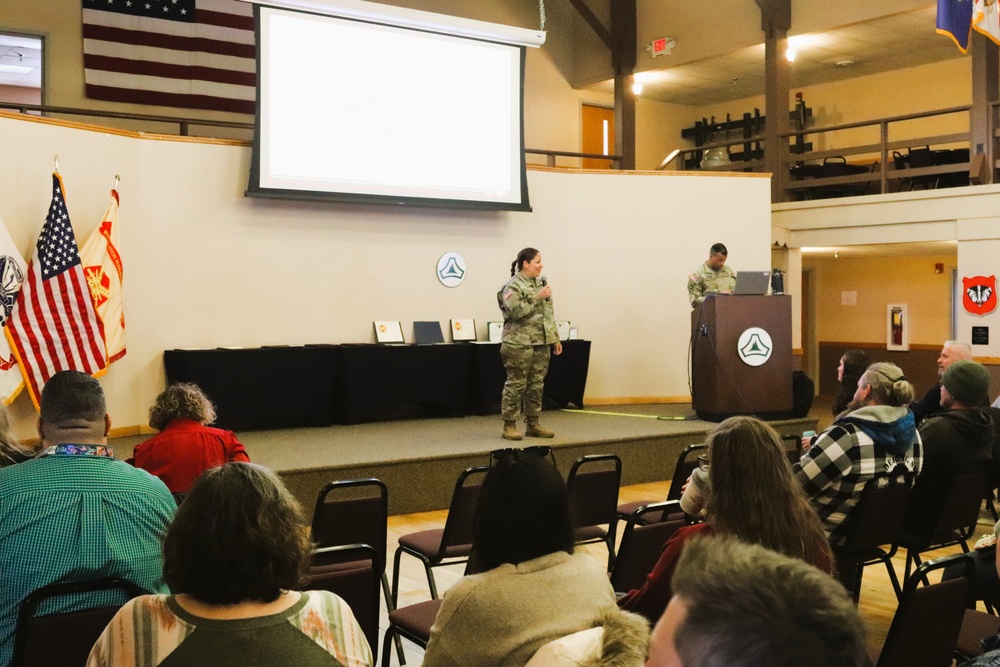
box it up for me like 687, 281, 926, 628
737, 327, 773, 367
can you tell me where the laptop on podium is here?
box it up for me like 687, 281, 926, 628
733, 271, 771, 295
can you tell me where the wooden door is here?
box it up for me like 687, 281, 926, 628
581, 103, 614, 170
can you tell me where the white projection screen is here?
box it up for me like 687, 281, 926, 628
248, 4, 531, 210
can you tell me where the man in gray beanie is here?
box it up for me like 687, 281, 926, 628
905, 359, 994, 537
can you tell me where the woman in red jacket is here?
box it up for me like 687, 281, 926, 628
129, 383, 250, 495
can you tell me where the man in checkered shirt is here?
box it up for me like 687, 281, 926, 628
794, 361, 923, 554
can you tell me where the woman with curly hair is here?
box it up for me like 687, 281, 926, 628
88, 462, 372, 667
128, 383, 249, 494
0, 404, 31, 467
618, 416, 834, 624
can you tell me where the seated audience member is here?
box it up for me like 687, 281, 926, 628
906, 359, 994, 536
619, 416, 833, 624
645, 536, 867, 667
422, 449, 649, 667
129, 383, 249, 494
88, 462, 372, 667
833, 349, 870, 417
957, 522, 1000, 666
912, 340, 974, 424
0, 403, 30, 467
0, 371, 175, 666
796, 362, 922, 549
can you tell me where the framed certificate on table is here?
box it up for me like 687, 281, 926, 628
451, 319, 476, 341
373, 321, 404, 344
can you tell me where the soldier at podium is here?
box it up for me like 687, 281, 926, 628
688, 243, 737, 307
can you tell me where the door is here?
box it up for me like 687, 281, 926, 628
581, 103, 614, 170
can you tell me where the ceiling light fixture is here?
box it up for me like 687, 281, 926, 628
836, 59, 855, 67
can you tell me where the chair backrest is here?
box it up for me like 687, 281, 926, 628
909, 146, 934, 168
928, 468, 989, 545
876, 552, 973, 667
566, 454, 622, 529
666, 444, 707, 502
822, 155, 848, 177
610, 501, 687, 593
11, 578, 149, 667
841, 473, 913, 553
311, 478, 388, 574
304, 544, 380, 661
892, 150, 907, 170
436, 465, 489, 560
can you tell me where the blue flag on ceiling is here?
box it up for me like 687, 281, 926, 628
937, 0, 974, 53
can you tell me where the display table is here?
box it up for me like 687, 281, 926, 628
163, 346, 339, 430
164, 340, 590, 429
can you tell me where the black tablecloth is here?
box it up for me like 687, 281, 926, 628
163, 346, 339, 430
164, 340, 590, 429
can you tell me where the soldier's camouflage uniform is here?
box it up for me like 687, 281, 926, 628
687, 261, 737, 307
497, 272, 559, 421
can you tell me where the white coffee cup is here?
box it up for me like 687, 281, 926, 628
679, 467, 710, 516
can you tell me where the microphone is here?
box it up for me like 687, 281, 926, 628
541, 276, 550, 301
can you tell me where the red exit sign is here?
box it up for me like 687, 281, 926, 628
650, 37, 673, 58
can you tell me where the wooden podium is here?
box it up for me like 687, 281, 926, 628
690, 295, 792, 422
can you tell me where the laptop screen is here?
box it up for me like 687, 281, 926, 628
733, 271, 771, 295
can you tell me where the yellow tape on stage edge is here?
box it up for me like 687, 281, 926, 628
559, 408, 664, 419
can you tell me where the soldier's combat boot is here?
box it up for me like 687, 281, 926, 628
525, 416, 555, 438
502, 420, 523, 441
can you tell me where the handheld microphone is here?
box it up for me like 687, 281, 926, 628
541, 276, 550, 301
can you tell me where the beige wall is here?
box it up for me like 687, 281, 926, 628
0, 112, 772, 439
690, 58, 972, 156
803, 253, 956, 346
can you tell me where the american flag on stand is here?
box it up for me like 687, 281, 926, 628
81, 0, 256, 115
5, 174, 108, 410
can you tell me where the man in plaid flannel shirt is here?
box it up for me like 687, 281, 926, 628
794, 362, 923, 549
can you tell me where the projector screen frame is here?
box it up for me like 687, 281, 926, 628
246, 4, 532, 212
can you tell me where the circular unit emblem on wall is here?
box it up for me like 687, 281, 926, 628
737, 327, 773, 367
436, 252, 467, 288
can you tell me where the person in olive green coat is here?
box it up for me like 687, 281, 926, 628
497, 247, 562, 440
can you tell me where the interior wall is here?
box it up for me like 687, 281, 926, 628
0, 113, 771, 439
803, 252, 957, 346
689, 58, 972, 154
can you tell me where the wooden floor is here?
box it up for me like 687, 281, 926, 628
378, 479, 996, 667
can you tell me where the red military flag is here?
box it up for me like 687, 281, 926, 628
81, 188, 126, 364
6, 174, 108, 409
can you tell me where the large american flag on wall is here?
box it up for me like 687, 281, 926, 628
6, 174, 107, 410
81, 0, 256, 115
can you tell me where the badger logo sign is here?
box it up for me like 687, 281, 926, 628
963, 275, 998, 316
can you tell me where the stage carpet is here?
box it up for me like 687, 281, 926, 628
110, 404, 818, 515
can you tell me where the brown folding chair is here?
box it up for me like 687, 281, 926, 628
833, 472, 912, 603
310, 479, 391, 608
380, 598, 442, 667
391, 465, 488, 604
899, 468, 989, 581
956, 608, 1000, 661
875, 552, 973, 667
302, 544, 381, 663
616, 444, 704, 524
610, 501, 688, 594
566, 454, 622, 571
11, 578, 148, 667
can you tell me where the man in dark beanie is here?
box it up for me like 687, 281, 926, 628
905, 359, 994, 537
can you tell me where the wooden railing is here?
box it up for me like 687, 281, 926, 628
675, 105, 985, 202
0, 102, 254, 136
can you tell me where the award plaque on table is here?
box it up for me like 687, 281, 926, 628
413, 321, 445, 345
373, 321, 404, 344
488, 321, 503, 342
556, 321, 571, 340
450, 319, 476, 342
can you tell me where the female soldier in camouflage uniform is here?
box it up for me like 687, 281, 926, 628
497, 248, 562, 441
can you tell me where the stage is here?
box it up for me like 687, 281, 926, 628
109, 404, 818, 515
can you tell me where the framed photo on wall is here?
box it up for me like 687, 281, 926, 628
886, 305, 908, 351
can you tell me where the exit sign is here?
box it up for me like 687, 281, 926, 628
651, 37, 672, 58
